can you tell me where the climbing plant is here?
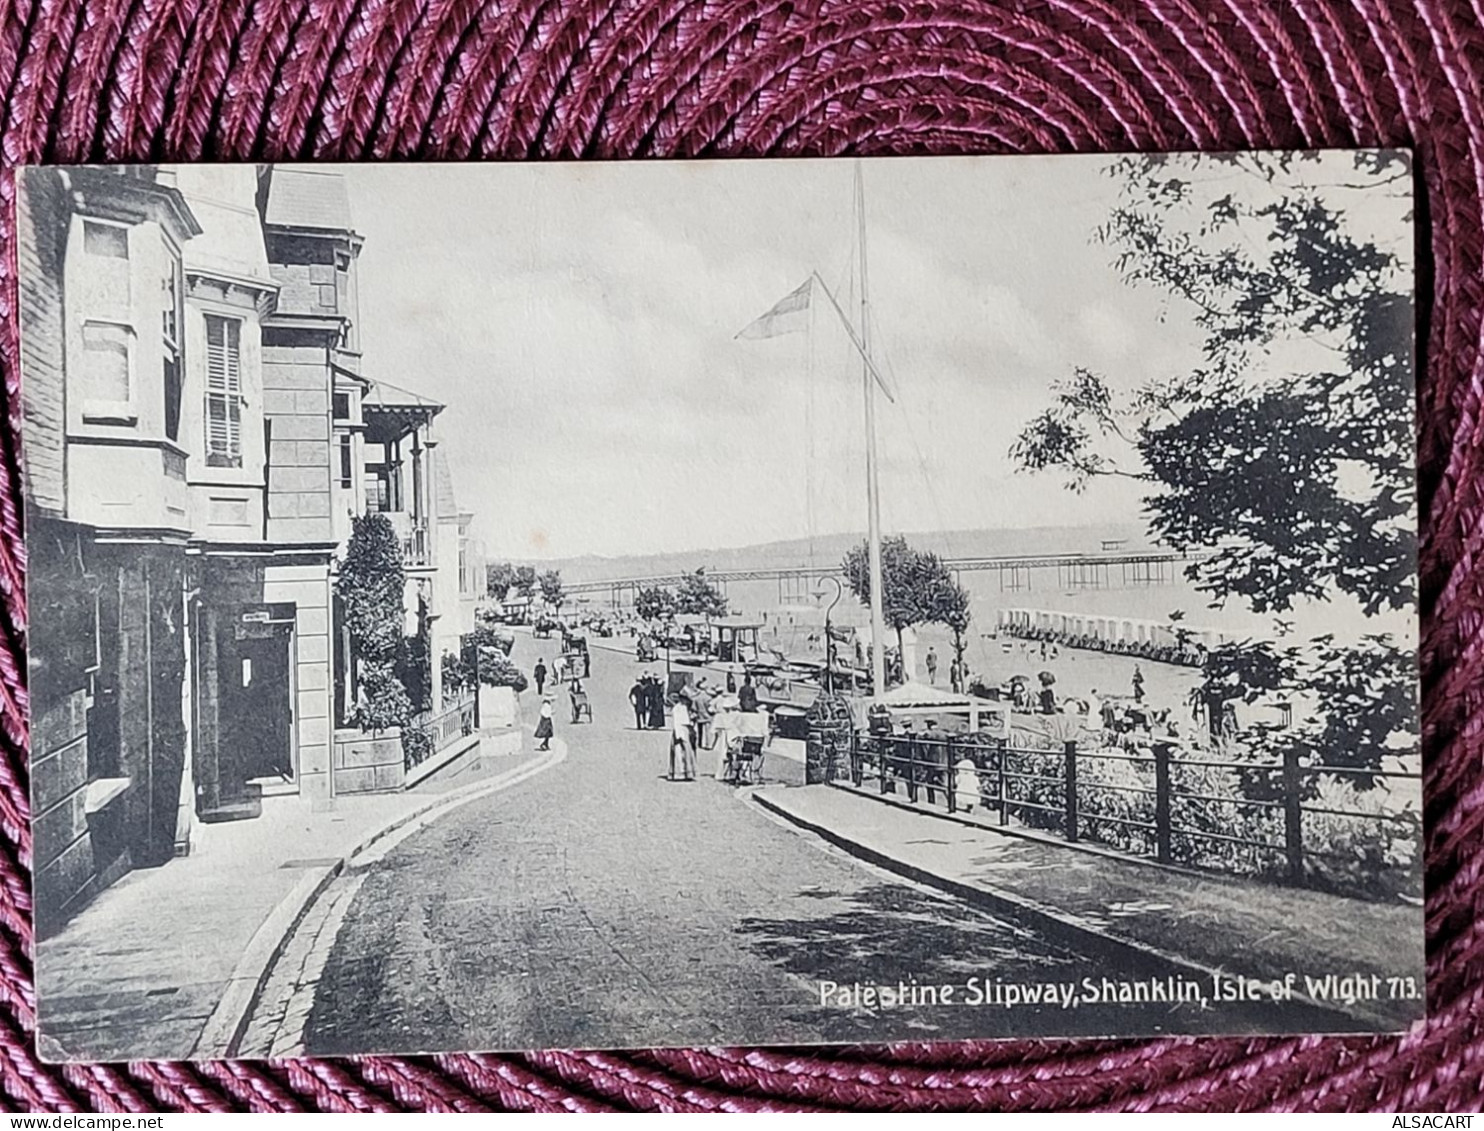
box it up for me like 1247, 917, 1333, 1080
336, 513, 411, 732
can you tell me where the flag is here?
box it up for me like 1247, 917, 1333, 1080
735, 278, 813, 339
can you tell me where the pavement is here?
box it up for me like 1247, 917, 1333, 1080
35, 726, 530, 1062
753, 782, 1426, 1032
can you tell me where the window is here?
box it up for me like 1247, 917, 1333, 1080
83, 221, 128, 259
338, 433, 353, 489
80, 322, 133, 407
365, 477, 390, 513
162, 249, 184, 441
332, 392, 350, 420
204, 315, 243, 467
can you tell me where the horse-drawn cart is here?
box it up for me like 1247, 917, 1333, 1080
569, 682, 593, 724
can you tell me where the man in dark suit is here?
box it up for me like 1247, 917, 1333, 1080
629, 676, 647, 730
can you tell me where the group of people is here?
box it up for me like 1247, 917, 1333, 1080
628, 672, 669, 730
629, 670, 766, 782
922, 647, 971, 693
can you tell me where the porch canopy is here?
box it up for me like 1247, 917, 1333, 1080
363, 377, 443, 444
867, 680, 986, 732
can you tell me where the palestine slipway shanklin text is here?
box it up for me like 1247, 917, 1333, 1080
816, 972, 1425, 1011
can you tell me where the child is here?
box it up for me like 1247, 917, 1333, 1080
953, 757, 979, 812
535, 696, 555, 751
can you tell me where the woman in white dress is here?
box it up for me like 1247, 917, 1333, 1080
670, 695, 695, 781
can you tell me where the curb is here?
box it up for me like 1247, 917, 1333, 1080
750, 791, 1395, 1033
198, 738, 566, 1059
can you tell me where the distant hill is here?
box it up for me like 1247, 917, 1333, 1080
497, 522, 1154, 585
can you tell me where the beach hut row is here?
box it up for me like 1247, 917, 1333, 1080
996, 608, 1234, 660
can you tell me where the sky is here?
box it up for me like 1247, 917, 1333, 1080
338, 153, 1410, 562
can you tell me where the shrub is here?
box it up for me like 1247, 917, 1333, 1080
401, 724, 434, 770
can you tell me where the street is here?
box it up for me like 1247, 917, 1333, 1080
294, 634, 1320, 1053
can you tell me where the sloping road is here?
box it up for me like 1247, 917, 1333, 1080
296, 634, 1282, 1053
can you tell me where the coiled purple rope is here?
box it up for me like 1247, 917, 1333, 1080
0, 0, 1481, 1112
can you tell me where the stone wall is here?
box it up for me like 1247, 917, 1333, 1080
32, 689, 96, 935
260, 341, 333, 546
263, 560, 334, 803
332, 729, 404, 794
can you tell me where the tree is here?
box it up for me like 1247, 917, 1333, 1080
674, 569, 728, 618
514, 565, 538, 598
1012, 151, 1416, 777
841, 537, 970, 659
336, 513, 411, 732
917, 552, 972, 665
843, 536, 920, 654
486, 561, 516, 602
539, 569, 565, 613
635, 585, 676, 622
1013, 152, 1413, 618
442, 630, 529, 698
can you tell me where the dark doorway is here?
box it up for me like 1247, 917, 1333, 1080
221, 625, 294, 786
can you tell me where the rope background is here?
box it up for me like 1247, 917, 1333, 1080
0, 0, 1480, 1112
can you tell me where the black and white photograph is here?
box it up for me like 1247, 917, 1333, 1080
17, 153, 1421, 1061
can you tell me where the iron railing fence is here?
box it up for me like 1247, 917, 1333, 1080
406, 693, 477, 767
844, 731, 1420, 896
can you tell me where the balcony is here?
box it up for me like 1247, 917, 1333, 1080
381, 509, 431, 568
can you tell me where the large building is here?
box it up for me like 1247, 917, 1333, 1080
21, 168, 203, 932
20, 165, 479, 933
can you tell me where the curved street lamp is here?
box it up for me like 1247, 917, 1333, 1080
813, 576, 844, 695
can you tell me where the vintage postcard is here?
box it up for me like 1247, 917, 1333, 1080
18, 153, 1420, 1060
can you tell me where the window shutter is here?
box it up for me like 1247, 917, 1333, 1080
205, 316, 243, 465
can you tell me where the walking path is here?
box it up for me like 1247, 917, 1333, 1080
753, 783, 1424, 1031
37, 730, 532, 1062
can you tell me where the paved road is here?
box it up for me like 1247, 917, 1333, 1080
298, 634, 1243, 1053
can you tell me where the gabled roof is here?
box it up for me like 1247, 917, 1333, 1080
263, 166, 354, 232
433, 450, 459, 519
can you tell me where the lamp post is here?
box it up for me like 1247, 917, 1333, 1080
466, 635, 482, 729
814, 576, 843, 695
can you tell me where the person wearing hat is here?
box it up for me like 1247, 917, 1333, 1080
629, 674, 647, 730
691, 678, 715, 751
535, 694, 555, 751
645, 672, 666, 730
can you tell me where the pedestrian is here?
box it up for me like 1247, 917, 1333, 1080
670, 694, 695, 781
710, 689, 738, 777
738, 672, 759, 713
646, 674, 666, 730
1132, 664, 1146, 703
926, 647, 938, 685
534, 658, 548, 696
535, 695, 555, 751
692, 678, 716, 750
1087, 688, 1102, 729
629, 675, 646, 730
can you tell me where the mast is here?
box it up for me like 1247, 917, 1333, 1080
856, 161, 888, 700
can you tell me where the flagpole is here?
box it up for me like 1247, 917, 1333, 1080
856, 161, 888, 702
